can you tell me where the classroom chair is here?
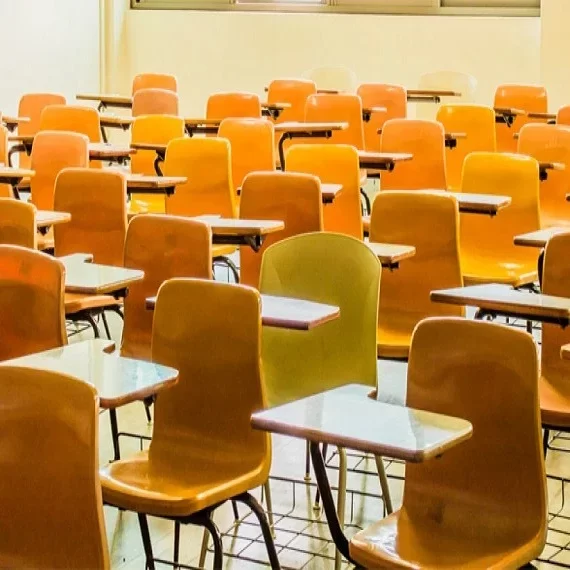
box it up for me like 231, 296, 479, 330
100, 278, 279, 570
517, 123, 570, 228
39, 104, 101, 143
436, 104, 497, 190
0, 198, 37, 249
557, 105, 570, 126
0, 245, 66, 361
286, 144, 362, 239
305, 66, 357, 93
357, 83, 407, 151
380, 118, 447, 190
239, 171, 323, 288
494, 84, 548, 152
132, 88, 179, 117
206, 92, 261, 119
460, 152, 540, 287
0, 366, 109, 569
371, 191, 464, 359
350, 317, 546, 569
267, 78, 317, 123
132, 72, 178, 94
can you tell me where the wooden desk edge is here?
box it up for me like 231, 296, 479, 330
99, 373, 179, 409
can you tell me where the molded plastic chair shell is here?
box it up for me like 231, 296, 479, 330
132, 88, 179, 117
206, 92, 261, 119
0, 198, 37, 249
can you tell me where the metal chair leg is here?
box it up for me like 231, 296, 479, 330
201, 515, 223, 570
360, 188, 371, 216
214, 256, 239, 283
143, 396, 153, 424
109, 408, 121, 461
138, 513, 156, 570
335, 447, 347, 570
84, 313, 100, 338
101, 311, 112, 340
263, 480, 275, 533
375, 455, 394, 514
544, 428, 550, 459
232, 500, 240, 522
173, 521, 181, 570
314, 442, 328, 510
304, 439, 311, 482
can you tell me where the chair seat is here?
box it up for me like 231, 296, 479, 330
100, 450, 268, 518
462, 257, 538, 287
349, 509, 544, 569
65, 292, 121, 314
213, 245, 237, 258
540, 375, 570, 428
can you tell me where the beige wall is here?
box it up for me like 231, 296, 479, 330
0, 0, 100, 115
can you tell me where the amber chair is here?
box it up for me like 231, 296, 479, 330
132, 72, 178, 94
517, 123, 570, 228
286, 144, 362, 239
436, 104, 497, 190
460, 152, 540, 286
557, 105, 570, 126
132, 88, 179, 117
350, 317, 546, 569
39, 104, 101, 143
206, 92, 261, 119
218, 117, 275, 191
357, 84, 407, 151
130, 115, 185, 213
0, 198, 37, 249
267, 78, 317, 123
100, 278, 279, 570
371, 191, 464, 360
0, 125, 11, 197
239, 171, 323, 288
0, 366, 109, 569
494, 84, 548, 152
305, 66, 357, 93
0, 245, 66, 361
380, 118, 447, 190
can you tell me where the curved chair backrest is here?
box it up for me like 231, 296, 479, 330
132, 88, 179, 117
121, 216, 212, 360
371, 191, 464, 359
267, 78, 317, 123
494, 84, 548, 152
132, 73, 177, 94
259, 232, 380, 406
305, 66, 357, 93
286, 144, 362, 239
517, 123, 570, 227
357, 84, 407, 151
557, 105, 570, 126
218, 117, 275, 190
460, 152, 541, 271
405, 317, 546, 549
381, 119, 447, 190
416, 71, 477, 120
239, 171, 323, 288
0, 367, 109, 569
206, 92, 261, 119
0, 199, 37, 249
164, 137, 236, 218
0, 245, 66, 361
0, 125, 10, 197
30, 131, 89, 211
150, 278, 270, 482
305, 93, 364, 149
54, 168, 127, 266
39, 105, 101, 143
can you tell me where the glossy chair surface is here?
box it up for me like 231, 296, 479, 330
206, 92, 261, 119
0, 198, 37, 249
132, 73, 178, 94
132, 88, 179, 117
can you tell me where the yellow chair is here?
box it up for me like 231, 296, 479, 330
130, 115, 185, 213
218, 117, 275, 191
121, 215, 213, 360
436, 104, 497, 190
132, 72, 178, 94
132, 88, 179, 117
286, 144, 362, 239
494, 84, 548, 152
350, 317, 546, 569
206, 92, 261, 119
371, 191, 464, 360
517, 123, 570, 228
100, 278, 279, 569
39, 104, 101, 143
0, 245, 66, 361
357, 83, 407, 151
0, 366, 109, 569
459, 152, 540, 287
239, 171, 323, 288
380, 118, 447, 190
0, 198, 37, 249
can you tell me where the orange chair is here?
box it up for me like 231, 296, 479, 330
0, 124, 12, 196
350, 317, 547, 569
206, 92, 261, 119
380, 118, 447, 190
357, 84, 407, 151
0, 245, 66, 361
517, 123, 570, 228
0, 199, 37, 249
557, 105, 570, 126
286, 144, 362, 239
121, 215, 213, 360
39, 104, 101, 143
218, 117, 275, 191
436, 104, 497, 190
267, 78, 317, 124
132, 88, 179, 117
459, 152, 540, 286
494, 84, 548, 152
371, 191, 464, 359
239, 171, 323, 288
132, 73, 178, 94
0, 366, 109, 569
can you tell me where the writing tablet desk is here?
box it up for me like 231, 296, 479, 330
98, 114, 134, 142
539, 161, 565, 181
262, 102, 291, 120
2, 115, 29, 133
494, 107, 525, 127
125, 174, 187, 197
130, 142, 167, 175
77, 93, 133, 111
514, 227, 570, 248
406, 89, 462, 104
237, 183, 342, 205
251, 383, 472, 565
377, 129, 466, 149
35, 210, 71, 235
366, 242, 416, 270
528, 111, 557, 123
362, 106, 387, 122
0, 167, 35, 200
357, 150, 413, 171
